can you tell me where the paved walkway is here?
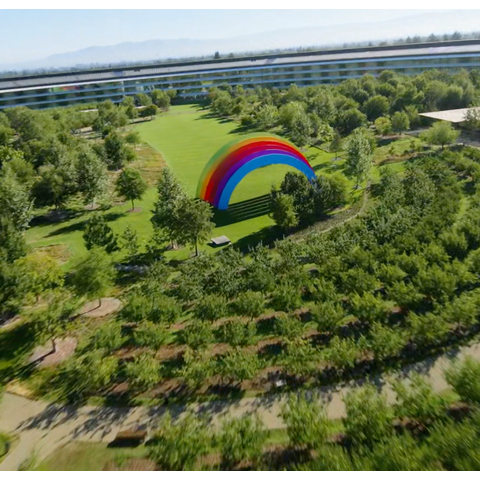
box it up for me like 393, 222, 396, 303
2, 339, 480, 470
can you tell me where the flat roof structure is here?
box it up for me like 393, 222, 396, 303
3, 38, 480, 110
420, 107, 480, 123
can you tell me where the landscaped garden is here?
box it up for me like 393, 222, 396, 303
3, 68, 480, 470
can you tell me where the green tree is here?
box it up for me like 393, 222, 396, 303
151, 167, 186, 248
125, 353, 161, 392
195, 294, 228, 321
71, 247, 116, 307
281, 392, 333, 449
323, 336, 360, 370
374, 116, 392, 136
115, 168, 147, 210
255, 104, 279, 130
0, 168, 33, 230
280, 338, 317, 378
121, 225, 139, 257
179, 347, 213, 389
83, 214, 118, 253
221, 347, 262, 384
125, 131, 141, 147
421, 121, 459, 149
181, 321, 214, 350
446, 357, 480, 405
270, 192, 298, 231
148, 412, 210, 470
89, 321, 123, 350
33, 291, 77, 354
58, 349, 118, 400
133, 321, 169, 350
219, 415, 267, 469
104, 131, 135, 170
329, 130, 343, 159
344, 128, 373, 188
343, 384, 393, 447
76, 148, 108, 207
363, 95, 390, 121
233, 291, 265, 320
393, 374, 448, 426
174, 197, 215, 256
391, 111, 410, 134
17, 252, 64, 302
221, 319, 256, 346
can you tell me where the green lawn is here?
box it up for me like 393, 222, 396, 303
134, 104, 349, 247
25, 104, 413, 266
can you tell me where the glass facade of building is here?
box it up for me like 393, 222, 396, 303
2, 42, 480, 110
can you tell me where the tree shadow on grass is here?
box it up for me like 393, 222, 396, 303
0, 321, 37, 384
213, 194, 272, 228
46, 212, 126, 237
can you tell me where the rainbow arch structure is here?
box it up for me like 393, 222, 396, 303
197, 135, 316, 210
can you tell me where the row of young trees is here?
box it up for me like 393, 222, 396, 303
146, 357, 480, 470
34, 147, 480, 403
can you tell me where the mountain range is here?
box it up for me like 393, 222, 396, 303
2, 10, 480, 73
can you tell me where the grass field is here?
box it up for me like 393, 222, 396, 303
24, 104, 415, 267
134, 104, 354, 247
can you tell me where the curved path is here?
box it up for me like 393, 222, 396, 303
2, 338, 480, 470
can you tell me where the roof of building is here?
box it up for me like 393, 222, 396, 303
2, 41, 480, 94
420, 106, 480, 123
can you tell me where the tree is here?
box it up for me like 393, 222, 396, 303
310, 301, 345, 332
152, 167, 186, 246
33, 291, 77, 354
182, 320, 214, 350
17, 252, 64, 302
174, 197, 215, 256
151, 90, 171, 110
139, 104, 159, 119
115, 167, 147, 210
281, 392, 333, 449
89, 321, 123, 350
335, 108, 367, 135
343, 384, 393, 447
148, 412, 210, 470
221, 347, 262, 384
125, 353, 161, 391
76, 148, 108, 207
329, 130, 343, 159
255, 104, 279, 130
121, 225, 139, 257
463, 108, 480, 132
233, 291, 265, 320
219, 415, 267, 468
366, 322, 407, 361
446, 357, 480, 405
125, 131, 141, 147
195, 294, 228, 321
221, 319, 256, 347
344, 128, 373, 188
323, 336, 360, 370
391, 111, 410, 134
280, 338, 317, 378
83, 214, 118, 253
421, 121, 459, 149
270, 192, 298, 230
374, 116, 392, 136
363, 95, 390, 121
71, 247, 116, 307
104, 131, 135, 170
133, 321, 169, 350
179, 347, 214, 389
393, 374, 448, 426
0, 168, 33, 230
60, 350, 118, 402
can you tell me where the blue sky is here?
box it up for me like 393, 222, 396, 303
0, 9, 444, 64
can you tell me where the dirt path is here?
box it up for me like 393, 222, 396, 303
2, 337, 480, 470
